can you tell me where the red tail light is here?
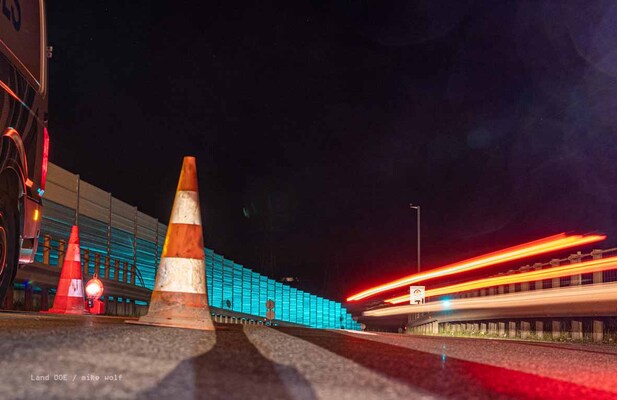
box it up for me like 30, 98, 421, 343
40, 127, 49, 194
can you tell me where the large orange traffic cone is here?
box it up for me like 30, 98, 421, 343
46, 225, 85, 314
127, 156, 214, 330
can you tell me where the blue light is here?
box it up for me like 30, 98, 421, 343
442, 299, 452, 309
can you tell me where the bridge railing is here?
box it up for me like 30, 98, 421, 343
405, 248, 617, 342
5, 232, 350, 328
39, 234, 146, 287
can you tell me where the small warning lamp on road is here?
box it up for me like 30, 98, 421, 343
84, 274, 105, 315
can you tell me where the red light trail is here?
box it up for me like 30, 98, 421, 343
347, 233, 606, 302
385, 254, 617, 304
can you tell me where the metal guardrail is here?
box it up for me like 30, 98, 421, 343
1, 233, 152, 316
5, 233, 321, 326
10, 259, 308, 326
37, 234, 147, 288
16, 262, 152, 301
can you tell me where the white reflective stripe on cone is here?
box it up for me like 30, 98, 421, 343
68, 279, 83, 297
169, 191, 202, 225
65, 245, 81, 263
154, 257, 206, 294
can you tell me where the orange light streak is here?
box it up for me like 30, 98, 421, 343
386, 253, 617, 304
347, 233, 606, 302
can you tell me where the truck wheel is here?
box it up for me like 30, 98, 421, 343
0, 192, 18, 304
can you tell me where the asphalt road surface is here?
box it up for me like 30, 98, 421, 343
1, 311, 616, 399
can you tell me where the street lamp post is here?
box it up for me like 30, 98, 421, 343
409, 204, 421, 327
409, 204, 420, 273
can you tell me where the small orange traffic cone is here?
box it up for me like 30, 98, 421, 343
127, 156, 214, 330
45, 225, 85, 314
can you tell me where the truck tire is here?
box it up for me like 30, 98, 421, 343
0, 191, 19, 304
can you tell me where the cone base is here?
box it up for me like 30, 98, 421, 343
126, 316, 215, 331
126, 290, 215, 331
41, 309, 86, 315
43, 297, 86, 315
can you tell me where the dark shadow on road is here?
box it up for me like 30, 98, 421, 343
139, 324, 316, 400
277, 327, 615, 400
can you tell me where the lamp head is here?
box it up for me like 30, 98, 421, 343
85, 275, 104, 300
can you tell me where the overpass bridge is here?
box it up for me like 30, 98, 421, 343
4, 163, 360, 330
362, 247, 617, 340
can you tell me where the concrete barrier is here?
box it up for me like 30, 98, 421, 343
552, 321, 561, 339
535, 321, 544, 339
593, 320, 603, 342
521, 321, 531, 339
508, 321, 516, 338
498, 322, 506, 337
572, 320, 583, 340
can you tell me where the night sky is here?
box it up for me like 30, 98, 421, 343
47, 1, 617, 301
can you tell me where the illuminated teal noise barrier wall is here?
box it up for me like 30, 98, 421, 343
34, 164, 360, 330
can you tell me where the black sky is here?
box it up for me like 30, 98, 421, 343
47, 1, 617, 301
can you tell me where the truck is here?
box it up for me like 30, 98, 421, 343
0, 0, 49, 301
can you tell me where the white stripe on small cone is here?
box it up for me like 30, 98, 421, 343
68, 279, 83, 297
154, 257, 206, 294
169, 191, 202, 226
